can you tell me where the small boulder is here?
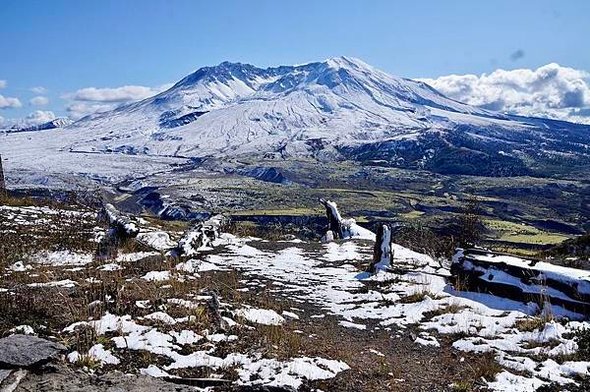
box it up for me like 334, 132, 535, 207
0, 334, 66, 368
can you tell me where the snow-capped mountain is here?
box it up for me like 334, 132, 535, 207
64, 57, 504, 156
3, 57, 590, 181
8, 117, 73, 133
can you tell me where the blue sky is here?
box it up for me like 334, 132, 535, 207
1, 0, 589, 123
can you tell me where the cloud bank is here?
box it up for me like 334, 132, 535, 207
0, 94, 22, 109
64, 83, 172, 119
0, 79, 22, 109
21, 110, 56, 126
419, 63, 590, 124
30, 96, 49, 106
0, 110, 57, 130
69, 85, 159, 103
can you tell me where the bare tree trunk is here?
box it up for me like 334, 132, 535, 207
0, 155, 6, 197
367, 224, 394, 273
319, 198, 343, 239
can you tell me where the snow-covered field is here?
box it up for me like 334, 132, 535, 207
1, 204, 589, 391
202, 236, 590, 391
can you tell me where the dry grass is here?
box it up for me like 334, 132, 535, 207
514, 316, 547, 332
0, 193, 46, 207
0, 285, 88, 335
257, 324, 302, 359
0, 200, 98, 269
225, 221, 259, 238
398, 289, 436, 304
451, 273, 470, 292
570, 327, 590, 361
451, 380, 474, 392
424, 302, 466, 319
73, 354, 102, 370
472, 351, 503, 381
448, 351, 501, 391
521, 338, 561, 350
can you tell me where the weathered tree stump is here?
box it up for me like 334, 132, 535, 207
202, 289, 229, 332
367, 224, 394, 273
0, 154, 6, 197
319, 198, 343, 239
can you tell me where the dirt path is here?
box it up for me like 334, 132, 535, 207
225, 267, 494, 392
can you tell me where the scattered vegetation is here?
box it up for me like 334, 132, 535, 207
393, 222, 458, 259
571, 327, 590, 361
397, 289, 436, 304
0, 197, 98, 269
457, 195, 484, 248
451, 380, 475, 392
514, 317, 548, 332
257, 325, 302, 359
424, 302, 466, 319
72, 354, 102, 370
1, 190, 588, 391
536, 378, 590, 392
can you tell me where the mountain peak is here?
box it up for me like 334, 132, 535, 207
174, 61, 263, 88
70, 56, 513, 158
323, 56, 371, 70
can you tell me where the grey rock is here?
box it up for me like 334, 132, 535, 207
13, 366, 197, 392
0, 335, 66, 368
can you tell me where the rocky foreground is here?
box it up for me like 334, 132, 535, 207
0, 200, 589, 391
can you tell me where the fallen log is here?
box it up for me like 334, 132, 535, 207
99, 203, 139, 238
451, 248, 590, 316
172, 215, 226, 258
96, 203, 140, 260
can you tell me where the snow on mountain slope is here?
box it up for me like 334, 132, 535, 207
2, 56, 590, 183
62, 57, 521, 158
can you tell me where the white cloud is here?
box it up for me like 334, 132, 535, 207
0, 80, 6, 89
65, 102, 117, 120
68, 85, 162, 103
30, 96, 49, 106
0, 94, 22, 109
30, 86, 47, 94
63, 83, 172, 118
419, 63, 590, 124
0, 110, 57, 130
22, 110, 56, 126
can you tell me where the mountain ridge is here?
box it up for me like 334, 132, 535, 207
4, 57, 590, 180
